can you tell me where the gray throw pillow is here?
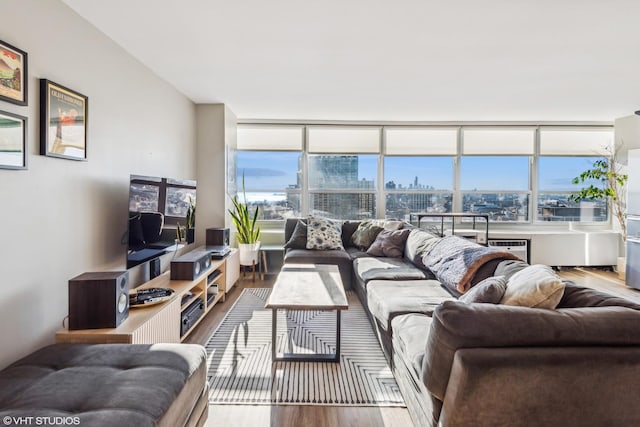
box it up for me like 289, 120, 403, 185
459, 276, 507, 304
306, 215, 344, 250
366, 228, 411, 258
351, 220, 384, 250
284, 220, 307, 250
501, 264, 565, 309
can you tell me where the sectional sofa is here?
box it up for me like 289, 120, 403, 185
283, 217, 640, 427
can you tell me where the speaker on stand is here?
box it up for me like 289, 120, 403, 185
68, 271, 130, 330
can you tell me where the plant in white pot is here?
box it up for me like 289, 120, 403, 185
229, 175, 261, 266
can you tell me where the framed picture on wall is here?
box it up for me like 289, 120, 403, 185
0, 110, 27, 170
0, 40, 28, 106
39, 79, 88, 161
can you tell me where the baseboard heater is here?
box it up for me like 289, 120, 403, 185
488, 239, 529, 263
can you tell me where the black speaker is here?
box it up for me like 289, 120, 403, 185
149, 257, 161, 279
206, 227, 229, 247
68, 271, 129, 330
170, 249, 212, 281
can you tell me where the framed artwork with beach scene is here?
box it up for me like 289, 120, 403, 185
0, 110, 27, 170
0, 40, 27, 106
40, 79, 88, 161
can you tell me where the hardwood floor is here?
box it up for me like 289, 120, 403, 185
185, 268, 640, 427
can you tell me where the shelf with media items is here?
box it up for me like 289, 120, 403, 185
55, 248, 237, 344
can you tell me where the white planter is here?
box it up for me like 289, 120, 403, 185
239, 242, 261, 266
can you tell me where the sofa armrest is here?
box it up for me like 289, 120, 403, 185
425, 301, 640, 400
440, 347, 640, 427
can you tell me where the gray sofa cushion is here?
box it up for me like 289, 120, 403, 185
391, 313, 433, 380
366, 228, 411, 258
367, 280, 455, 331
354, 257, 429, 283
0, 343, 207, 427
459, 275, 507, 304
284, 219, 307, 249
425, 300, 640, 400
284, 248, 352, 287
404, 228, 441, 272
559, 281, 640, 309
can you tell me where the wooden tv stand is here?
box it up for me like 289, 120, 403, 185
56, 248, 238, 344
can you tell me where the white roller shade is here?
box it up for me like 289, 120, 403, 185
463, 128, 535, 155
308, 126, 381, 153
540, 129, 613, 155
385, 128, 457, 155
237, 125, 303, 150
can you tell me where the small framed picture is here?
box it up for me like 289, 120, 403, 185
0, 110, 27, 170
40, 79, 88, 161
0, 40, 28, 106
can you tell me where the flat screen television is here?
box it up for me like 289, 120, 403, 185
127, 174, 196, 269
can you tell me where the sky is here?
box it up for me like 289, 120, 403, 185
236, 152, 603, 192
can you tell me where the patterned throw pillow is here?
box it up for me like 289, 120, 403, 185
306, 215, 344, 250
351, 220, 384, 250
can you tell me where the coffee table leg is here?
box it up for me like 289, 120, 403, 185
272, 308, 277, 361
335, 310, 341, 362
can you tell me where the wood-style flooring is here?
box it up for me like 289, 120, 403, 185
184, 268, 639, 427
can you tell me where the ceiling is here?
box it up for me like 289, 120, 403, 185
62, 0, 640, 122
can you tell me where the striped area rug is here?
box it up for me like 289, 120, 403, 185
205, 287, 405, 406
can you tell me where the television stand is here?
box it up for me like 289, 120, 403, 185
56, 248, 239, 344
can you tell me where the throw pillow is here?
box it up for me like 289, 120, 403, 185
306, 215, 344, 250
366, 228, 411, 258
351, 220, 384, 250
284, 220, 307, 250
500, 264, 565, 309
459, 276, 507, 304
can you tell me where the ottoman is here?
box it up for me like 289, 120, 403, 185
0, 343, 208, 427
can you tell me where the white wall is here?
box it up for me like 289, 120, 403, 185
0, 0, 196, 369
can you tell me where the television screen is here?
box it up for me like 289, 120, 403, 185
127, 174, 196, 269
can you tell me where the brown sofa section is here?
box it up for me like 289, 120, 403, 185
0, 343, 208, 427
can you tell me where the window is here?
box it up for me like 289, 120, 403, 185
460, 156, 530, 222
236, 151, 301, 220
308, 154, 377, 219
233, 123, 613, 225
537, 156, 608, 222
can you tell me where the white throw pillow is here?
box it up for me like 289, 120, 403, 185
501, 264, 565, 309
306, 215, 344, 250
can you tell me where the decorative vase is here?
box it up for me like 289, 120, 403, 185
239, 242, 261, 266
186, 228, 195, 244
617, 256, 626, 281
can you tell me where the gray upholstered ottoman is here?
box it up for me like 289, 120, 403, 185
0, 343, 208, 427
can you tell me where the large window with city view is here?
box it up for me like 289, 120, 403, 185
234, 124, 613, 225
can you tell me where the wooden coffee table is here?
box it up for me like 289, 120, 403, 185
265, 264, 348, 362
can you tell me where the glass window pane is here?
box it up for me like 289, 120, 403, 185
308, 127, 380, 153
538, 156, 607, 191
538, 194, 607, 222
237, 151, 301, 190
243, 192, 301, 220
309, 193, 376, 220
385, 193, 453, 221
463, 129, 534, 154
384, 157, 453, 190
385, 128, 457, 155
462, 193, 529, 222
237, 125, 303, 150
540, 129, 613, 155
308, 155, 377, 190
460, 156, 529, 191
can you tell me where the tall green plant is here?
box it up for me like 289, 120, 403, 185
228, 174, 260, 244
568, 149, 627, 241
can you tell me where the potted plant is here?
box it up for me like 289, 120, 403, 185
186, 196, 196, 244
228, 174, 261, 266
569, 147, 628, 276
